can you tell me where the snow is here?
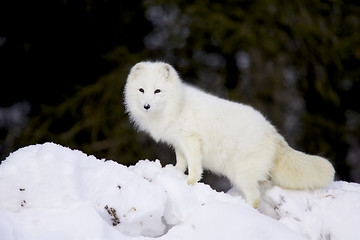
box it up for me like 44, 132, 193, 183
0, 143, 359, 240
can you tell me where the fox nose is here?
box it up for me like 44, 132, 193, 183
144, 104, 150, 110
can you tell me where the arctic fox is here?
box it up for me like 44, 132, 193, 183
124, 61, 335, 208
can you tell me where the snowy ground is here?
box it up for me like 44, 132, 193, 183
0, 143, 359, 240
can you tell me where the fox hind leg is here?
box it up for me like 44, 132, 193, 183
230, 174, 262, 208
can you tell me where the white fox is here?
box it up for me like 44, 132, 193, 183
124, 61, 335, 208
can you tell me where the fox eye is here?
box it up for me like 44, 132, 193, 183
139, 88, 144, 93
154, 89, 161, 94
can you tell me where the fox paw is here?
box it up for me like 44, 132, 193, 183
251, 198, 261, 209
187, 175, 200, 185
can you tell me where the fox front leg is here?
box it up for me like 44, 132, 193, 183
175, 150, 187, 173
182, 135, 203, 185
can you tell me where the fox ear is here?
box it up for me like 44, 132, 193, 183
131, 62, 145, 73
128, 62, 145, 81
162, 63, 180, 82
163, 64, 171, 79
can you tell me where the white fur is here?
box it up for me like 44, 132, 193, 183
124, 61, 335, 208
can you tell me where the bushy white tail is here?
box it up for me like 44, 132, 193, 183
271, 137, 335, 190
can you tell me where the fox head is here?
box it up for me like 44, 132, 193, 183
124, 61, 183, 131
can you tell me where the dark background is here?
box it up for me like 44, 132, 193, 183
1, 0, 360, 187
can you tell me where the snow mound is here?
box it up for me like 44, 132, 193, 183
259, 181, 360, 240
0, 143, 359, 240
